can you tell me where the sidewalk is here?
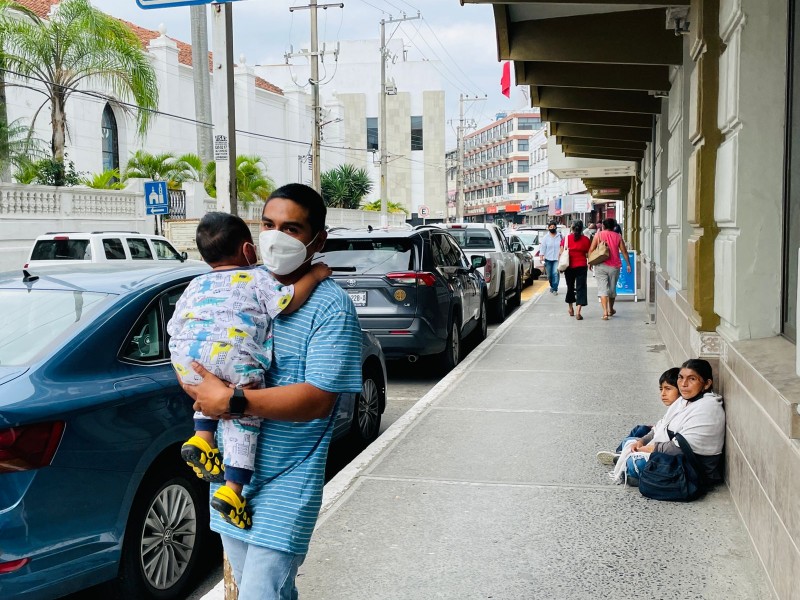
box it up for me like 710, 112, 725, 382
294, 281, 774, 599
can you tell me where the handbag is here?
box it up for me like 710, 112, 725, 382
639, 432, 707, 502
587, 235, 610, 266
557, 234, 570, 272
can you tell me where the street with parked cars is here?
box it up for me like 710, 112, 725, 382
3, 223, 542, 600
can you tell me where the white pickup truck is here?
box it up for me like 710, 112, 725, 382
441, 223, 522, 323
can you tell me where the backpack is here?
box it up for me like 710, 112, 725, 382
638, 432, 707, 502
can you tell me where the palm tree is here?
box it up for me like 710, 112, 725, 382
321, 164, 373, 209
123, 150, 200, 190
0, 0, 158, 185
361, 199, 408, 214
204, 155, 275, 204
82, 168, 124, 190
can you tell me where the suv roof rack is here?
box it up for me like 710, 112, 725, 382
90, 231, 140, 234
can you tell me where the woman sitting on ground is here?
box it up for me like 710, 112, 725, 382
612, 358, 726, 485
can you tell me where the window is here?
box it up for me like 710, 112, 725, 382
127, 238, 154, 260
508, 182, 515, 194
432, 234, 464, 268
153, 239, 182, 260
367, 117, 378, 151
121, 303, 163, 362
517, 117, 542, 130
518, 182, 530, 193
101, 103, 119, 174
321, 238, 416, 274
103, 238, 126, 260
518, 139, 529, 152
495, 185, 502, 196
785, 2, 800, 341
411, 116, 423, 151
31, 239, 90, 261
517, 160, 530, 173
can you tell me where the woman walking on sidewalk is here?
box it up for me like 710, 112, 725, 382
588, 218, 631, 320
560, 220, 591, 320
540, 220, 563, 294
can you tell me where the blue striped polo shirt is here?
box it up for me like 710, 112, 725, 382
210, 278, 363, 554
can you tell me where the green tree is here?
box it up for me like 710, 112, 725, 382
321, 164, 373, 209
361, 199, 408, 214
0, 0, 158, 185
123, 150, 200, 190
82, 168, 124, 190
204, 155, 275, 204
14, 154, 82, 186
0, 117, 46, 176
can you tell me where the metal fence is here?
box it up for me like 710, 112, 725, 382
168, 189, 186, 220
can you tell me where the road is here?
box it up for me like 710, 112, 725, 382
68, 282, 546, 600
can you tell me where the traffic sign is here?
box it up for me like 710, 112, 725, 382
136, 0, 235, 10
144, 181, 170, 215
418, 205, 430, 217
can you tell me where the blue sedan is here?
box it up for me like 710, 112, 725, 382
0, 263, 386, 599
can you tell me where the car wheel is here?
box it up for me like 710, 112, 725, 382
510, 270, 523, 307
440, 315, 461, 374
348, 369, 384, 447
489, 277, 506, 323
117, 462, 213, 600
470, 294, 488, 344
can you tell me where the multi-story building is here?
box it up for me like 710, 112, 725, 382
257, 39, 446, 220
461, 110, 543, 224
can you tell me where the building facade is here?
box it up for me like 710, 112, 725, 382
256, 39, 447, 220
469, 1, 800, 596
462, 109, 543, 225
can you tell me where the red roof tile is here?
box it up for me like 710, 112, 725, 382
11, 0, 283, 95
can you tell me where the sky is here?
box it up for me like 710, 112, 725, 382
90, 0, 531, 147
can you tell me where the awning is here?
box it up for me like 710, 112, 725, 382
460, 1, 687, 192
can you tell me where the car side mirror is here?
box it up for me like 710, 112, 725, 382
527, 245, 535, 251
180, 251, 188, 262
470, 255, 486, 270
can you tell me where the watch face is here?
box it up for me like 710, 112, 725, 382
229, 389, 247, 415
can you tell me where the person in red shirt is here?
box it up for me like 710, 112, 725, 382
559, 220, 592, 320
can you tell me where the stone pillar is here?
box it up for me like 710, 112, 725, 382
685, 0, 722, 332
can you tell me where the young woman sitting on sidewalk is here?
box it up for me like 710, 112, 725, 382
609, 359, 726, 486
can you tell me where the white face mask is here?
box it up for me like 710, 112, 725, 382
258, 230, 318, 275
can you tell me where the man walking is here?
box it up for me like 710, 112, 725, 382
540, 220, 562, 294
180, 183, 363, 599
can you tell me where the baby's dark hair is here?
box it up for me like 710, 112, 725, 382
196, 212, 253, 264
659, 367, 680, 388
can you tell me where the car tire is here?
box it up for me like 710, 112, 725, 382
470, 294, 488, 345
347, 368, 384, 448
510, 270, 523, 308
489, 277, 506, 323
440, 315, 461, 374
116, 459, 214, 600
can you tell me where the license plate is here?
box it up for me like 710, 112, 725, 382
348, 291, 367, 307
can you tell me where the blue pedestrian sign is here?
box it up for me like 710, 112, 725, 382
616, 249, 637, 297
144, 181, 169, 216
136, 0, 234, 10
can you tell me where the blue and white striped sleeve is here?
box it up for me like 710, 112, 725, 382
304, 301, 363, 394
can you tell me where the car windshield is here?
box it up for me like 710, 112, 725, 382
31, 239, 91, 261
321, 238, 415, 274
0, 290, 109, 366
447, 229, 494, 249
515, 232, 539, 247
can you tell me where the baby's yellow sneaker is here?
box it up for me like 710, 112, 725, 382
211, 486, 253, 529
181, 436, 225, 483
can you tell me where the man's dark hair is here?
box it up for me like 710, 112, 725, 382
265, 183, 327, 234
195, 211, 253, 264
659, 367, 681, 388
602, 218, 617, 231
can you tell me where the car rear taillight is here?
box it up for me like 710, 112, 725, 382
386, 272, 437, 286
53, 236, 69, 241
484, 260, 492, 283
0, 421, 65, 474
0, 558, 30, 574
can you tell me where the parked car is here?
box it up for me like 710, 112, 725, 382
25, 231, 189, 268
320, 228, 488, 372
508, 234, 537, 285
0, 262, 386, 600
438, 223, 522, 323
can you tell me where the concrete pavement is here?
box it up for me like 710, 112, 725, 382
296, 281, 773, 599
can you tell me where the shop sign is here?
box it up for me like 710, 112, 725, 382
504, 204, 521, 212
486, 205, 498, 214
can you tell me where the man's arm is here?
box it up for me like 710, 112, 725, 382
183, 362, 337, 421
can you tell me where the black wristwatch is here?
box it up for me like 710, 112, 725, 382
228, 388, 247, 417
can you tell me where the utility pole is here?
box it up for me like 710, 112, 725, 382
211, 2, 237, 215
288, 1, 343, 193
380, 12, 420, 229
455, 94, 483, 222
190, 5, 213, 163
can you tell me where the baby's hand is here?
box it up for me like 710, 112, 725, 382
311, 262, 332, 282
